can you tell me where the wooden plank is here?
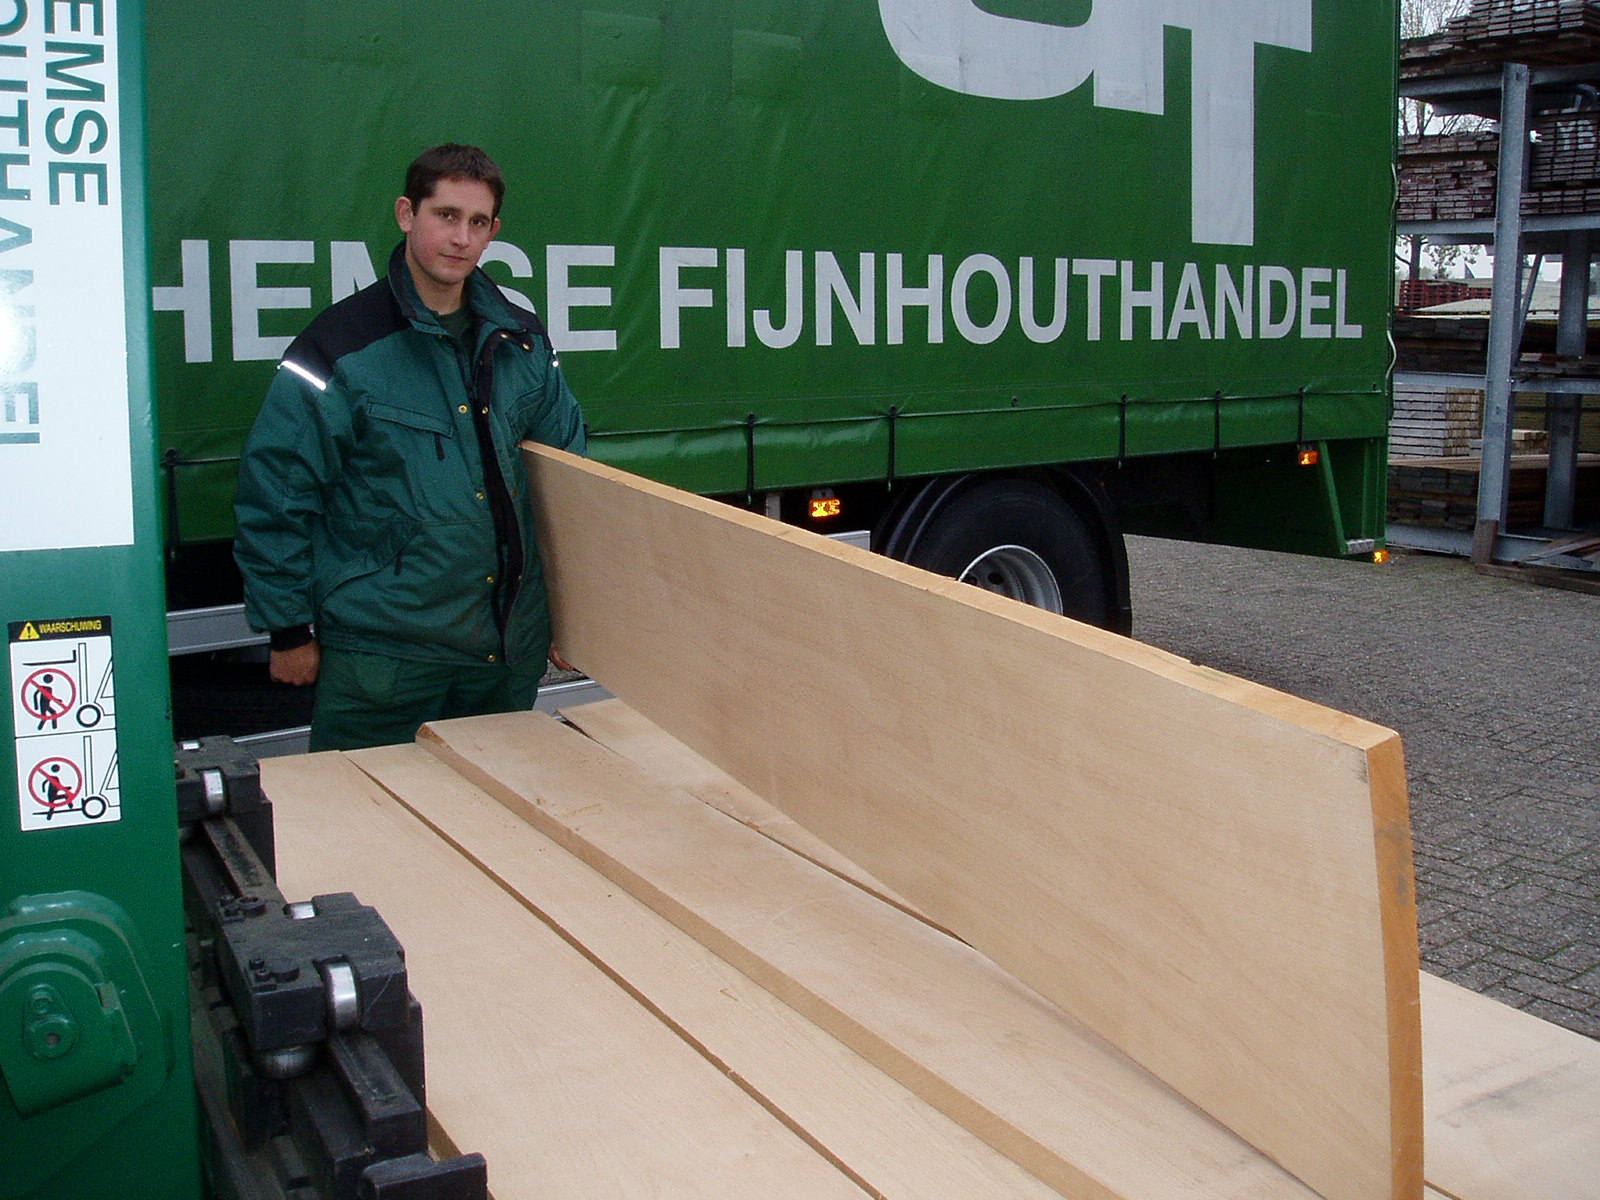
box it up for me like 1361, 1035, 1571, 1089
558, 697, 928, 923
560, 703, 1600, 1199
420, 710, 1327, 1200
259, 752, 867, 1200
522, 445, 1422, 1200
346, 741, 1072, 1200
1421, 972, 1600, 1200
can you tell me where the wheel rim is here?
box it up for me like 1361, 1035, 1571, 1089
957, 544, 1064, 613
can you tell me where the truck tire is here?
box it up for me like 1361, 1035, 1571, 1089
903, 478, 1109, 625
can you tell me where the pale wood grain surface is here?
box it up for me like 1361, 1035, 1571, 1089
420, 710, 1326, 1200
1422, 972, 1600, 1200
561, 702, 1600, 1200
559, 696, 927, 922
261, 752, 867, 1200
523, 444, 1422, 1200
257, 732, 1597, 1200
347, 741, 1074, 1200
560, 701, 1600, 1200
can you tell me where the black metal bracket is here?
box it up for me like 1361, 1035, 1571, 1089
177, 735, 274, 873
744, 412, 758, 504
179, 740, 488, 1200
887, 404, 900, 488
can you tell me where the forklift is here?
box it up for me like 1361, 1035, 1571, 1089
0, 7, 479, 1195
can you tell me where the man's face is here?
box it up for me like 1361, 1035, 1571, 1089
395, 176, 501, 309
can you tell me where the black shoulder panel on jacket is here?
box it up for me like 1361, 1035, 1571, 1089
281, 279, 408, 382
499, 292, 553, 349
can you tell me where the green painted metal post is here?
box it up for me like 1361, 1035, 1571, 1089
0, 1, 204, 1195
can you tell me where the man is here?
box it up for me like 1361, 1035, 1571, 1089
234, 144, 586, 751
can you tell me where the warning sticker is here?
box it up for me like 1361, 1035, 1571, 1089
9, 617, 119, 831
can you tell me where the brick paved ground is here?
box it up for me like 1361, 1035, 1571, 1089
1124, 536, 1600, 1039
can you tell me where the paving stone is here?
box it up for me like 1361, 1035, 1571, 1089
1520, 1001, 1600, 1039
1426, 937, 1495, 970
1489, 952, 1582, 985
1126, 537, 1600, 1041
1549, 943, 1600, 972
1458, 849, 1519, 870
1447, 960, 1516, 992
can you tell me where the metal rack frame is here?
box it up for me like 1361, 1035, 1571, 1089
1397, 61, 1600, 562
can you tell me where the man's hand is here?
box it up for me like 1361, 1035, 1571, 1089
270, 640, 322, 686
549, 645, 575, 672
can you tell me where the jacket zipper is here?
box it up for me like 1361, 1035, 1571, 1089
464, 328, 527, 665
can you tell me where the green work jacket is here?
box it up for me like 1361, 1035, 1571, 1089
234, 243, 586, 672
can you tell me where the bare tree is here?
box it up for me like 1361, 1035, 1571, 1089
1399, 0, 1486, 281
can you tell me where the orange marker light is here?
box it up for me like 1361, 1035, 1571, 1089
1297, 445, 1321, 468
1373, 549, 1390, 564
810, 497, 843, 520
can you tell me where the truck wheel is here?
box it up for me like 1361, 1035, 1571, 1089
905, 479, 1108, 624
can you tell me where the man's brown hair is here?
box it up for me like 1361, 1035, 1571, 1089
404, 144, 506, 217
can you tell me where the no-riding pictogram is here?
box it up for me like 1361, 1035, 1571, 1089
28, 756, 83, 816
10, 617, 119, 831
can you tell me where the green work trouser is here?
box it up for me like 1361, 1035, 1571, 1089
309, 647, 541, 752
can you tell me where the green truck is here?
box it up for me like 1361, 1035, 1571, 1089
1, 5, 1399, 1193
149, 0, 1396, 729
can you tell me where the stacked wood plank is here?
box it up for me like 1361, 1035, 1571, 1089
1402, 0, 1600, 78
1525, 183, 1600, 214
1390, 388, 1483, 460
1396, 128, 1600, 223
1531, 112, 1600, 190
1399, 2, 1600, 225
256, 449, 1600, 1198
519, 447, 1422, 1200
263, 729, 1600, 1200
1455, 0, 1600, 46
1398, 133, 1500, 223
1393, 315, 1491, 373
1390, 316, 1569, 373
1388, 459, 1486, 529
1389, 453, 1600, 529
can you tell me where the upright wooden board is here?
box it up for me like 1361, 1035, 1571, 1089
260, 753, 867, 1200
565, 704, 1600, 1200
1421, 972, 1600, 1200
559, 697, 926, 922
420, 711, 1325, 1200
523, 444, 1422, 1200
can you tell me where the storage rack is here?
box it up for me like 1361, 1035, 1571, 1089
1397, 1, 1600, 566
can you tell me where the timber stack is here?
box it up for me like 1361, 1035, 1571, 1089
1399, 0, 1600, 225
261, 449, 1600, 1200
1384, 452, 1600, 532
1401, 0, 1600, 78
1396, 132, 1500, 224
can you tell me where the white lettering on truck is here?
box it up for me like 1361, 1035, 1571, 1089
875, 0, 1313, 247
229, 239, 311, 362
153, 239, 1363, 365
545, 243, 616, 352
